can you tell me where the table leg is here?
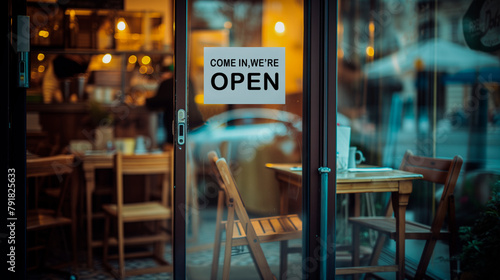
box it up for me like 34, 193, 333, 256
394, 181, 412, 280
352, 193, 361, 280
278, 178, 290, 279
279, 182, 289, 215
85, 170, 95, 269
70, 171, 78, 268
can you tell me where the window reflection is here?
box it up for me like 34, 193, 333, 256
338, 0, 500, 275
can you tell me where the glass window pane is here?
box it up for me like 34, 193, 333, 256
186, 1, 304, 279
339, 0, 499, 277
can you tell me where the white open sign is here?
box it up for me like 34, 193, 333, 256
204, 47, 286, 104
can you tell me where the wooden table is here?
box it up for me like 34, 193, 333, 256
265, 163, 423, 280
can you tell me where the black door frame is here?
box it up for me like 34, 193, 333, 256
173, 0, 188, 279
5, 0, 28, 278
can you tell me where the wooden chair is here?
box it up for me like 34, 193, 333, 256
208, 151, 302, 280
26, 154, 77, 274
350, 150, 463, 280
102, 152, 173, 279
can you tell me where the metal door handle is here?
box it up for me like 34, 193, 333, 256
177, 109, 186, 145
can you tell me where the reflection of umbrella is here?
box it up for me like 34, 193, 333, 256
364, 39, 500, 78
444, 67, 500, 83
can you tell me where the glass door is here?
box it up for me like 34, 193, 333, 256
174, 0, 318, 279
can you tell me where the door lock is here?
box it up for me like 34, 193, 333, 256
177, 109, 186, 145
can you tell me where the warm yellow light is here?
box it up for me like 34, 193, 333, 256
146, 66, 154, 75
102, 53, 112, 64
224, 21, 232, 29
366, 46, 374, 57
141, 56, 151, 65
37, 53, 45, 61
369, 22, 375, 33
37, 65, 45, 72
194, 94, 204, 104
128, 55, 137, 64
414, 58, 425, 71
38, 30, 49, 38
117, 20, 126, 31
275, 21, 285, 33
338, 49, 344, 59
139, 65, 148, 74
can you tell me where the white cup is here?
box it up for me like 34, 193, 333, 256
337, 126, 351, 172
348, 146, 365, 169
135, 135, 151, 154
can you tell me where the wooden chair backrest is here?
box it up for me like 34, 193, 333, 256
214, 157, 254, 229
208, 151, 246, 208
208, 151, 226, 193
27, 154, 75, 178
26, 154, 75, 216
116, 153, 172, 175
114, 152, 172, 208
399, 150, 463, 231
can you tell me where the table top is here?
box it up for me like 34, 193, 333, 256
266, 163, 422, 194
80, 150, 171, 169
266, 163, 422, 182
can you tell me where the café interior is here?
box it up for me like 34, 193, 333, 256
19, 0, 500, 279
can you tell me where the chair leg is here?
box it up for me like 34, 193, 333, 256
211, 224, 223, 280
153, 220, 165, 261
246, 238, 274, 280
414, 239, 438, 280
364, 234, 387, 280
212, 191, 225, 280
118, 218, 126, 279
369, 234, 387, 266
279, 240, 288, 280
103, 214, 110, 268
352, 223, 361, 280
448, 196, 458, 280
222, 208, 235, 280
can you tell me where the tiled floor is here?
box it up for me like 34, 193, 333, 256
28, 206, 454, 280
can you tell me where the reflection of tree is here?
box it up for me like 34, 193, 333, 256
217, 0, 262, 47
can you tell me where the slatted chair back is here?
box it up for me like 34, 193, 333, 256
114, 152, 172, 209
399, 151, 463, 232
27, 154, 75, 217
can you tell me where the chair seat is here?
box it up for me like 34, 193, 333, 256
103, 202, 172, 222
27, 209, 72, 231
106, 232, 171, 246
224, 214, 302, 245
349, 217, 451, 240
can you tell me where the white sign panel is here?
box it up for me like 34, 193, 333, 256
204, 47, 285, 104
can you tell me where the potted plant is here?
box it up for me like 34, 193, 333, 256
458, 182, 500, 279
